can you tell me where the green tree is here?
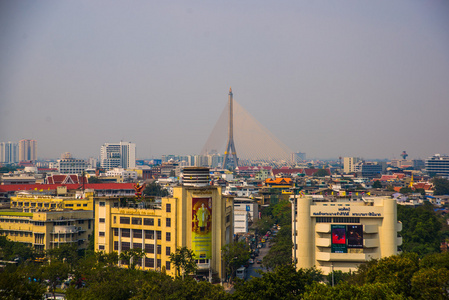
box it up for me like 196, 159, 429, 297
254, 216, 274, 236
144, 182, 169, 197
46, 243, 79, 270
88, 176, 102, 183
119, 248, 146, 269
262, 225, 292, 270
40, 260, 70, 300
372, 180, 382, 189
233, 265, 322, 300
169, 246, 198, 279
0, 236, 36, 262
432, 177, 449, 195
313, 169, 329, 177
0, 265, 45, 300
349, 253, 419, 297
221, 242, 250, 282
399, 187, 413, 194
397, 203, 442, 255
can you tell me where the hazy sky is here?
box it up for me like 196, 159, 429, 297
1, 1, 448, 161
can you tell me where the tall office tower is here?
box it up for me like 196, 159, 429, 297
19, 139, 37, 162
0, 142, 18, 164
100, 142, 136, 170
222, 88, 239, 169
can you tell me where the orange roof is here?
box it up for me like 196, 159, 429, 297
265, 178, 292, 185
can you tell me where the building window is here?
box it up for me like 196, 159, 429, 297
144, 218, 154, 226
166, 232, 171, 242
99, 202, 105, 207
113, 216, 116, 223
114, 241, 119, 250
99, 218, 105, 223
316, 217, 332, 223
121, 229, 130, 237
166, 218, 171, 227
113, 228, 119, 236
333, 217, 360, 223
145, 230, 154, 239
226, 215, 230, 223
157, 245, 161, 255
145, 244, 154, 254
145, 257, 154, 268
120, 217, 130, 224
99, 245, 105, 250
132, 218, 142, 225
133, 229, 142, 239
166, 261, 171, 271
99, 231, 105, 237
158, 219, 161, 226
157, 231, 161, 240
166, 203, 171, 213
121, 242, 130, 251
166, 246, 171, 256
133, 243, 142, 249
157, 259, 161, 269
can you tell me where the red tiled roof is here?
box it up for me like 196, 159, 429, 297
0, 183, 135, 193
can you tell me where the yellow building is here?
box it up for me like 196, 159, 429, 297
9, 190, 94, 212
0, 209, 93, 252
293, 196, 402, 275
95, 184, 233, 280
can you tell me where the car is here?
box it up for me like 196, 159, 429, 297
256, 259, 262, 264
248, 258, 254, 264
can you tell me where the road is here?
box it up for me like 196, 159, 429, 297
246, 242, 271, 279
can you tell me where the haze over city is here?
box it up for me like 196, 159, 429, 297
1, 1, 449, 160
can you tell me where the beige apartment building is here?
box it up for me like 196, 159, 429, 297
0, 209, 93, 252
292, 196, 402, 275
95, 184, 233, 280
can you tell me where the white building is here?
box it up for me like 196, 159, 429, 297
57, 153, 88, 174
292, 196, 401, 275
425, 154, 449, 177
234, 198, 259, 233
105, 168, 138, 181
100, 142, 136, 171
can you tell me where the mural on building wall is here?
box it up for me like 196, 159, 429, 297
192, 197, 212, 259
347, 225, 363, 249
331, 224, 347, 253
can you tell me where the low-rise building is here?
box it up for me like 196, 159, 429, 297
0, 209, 93, 252
95, 183, 233, 280
292, 196, 402, 275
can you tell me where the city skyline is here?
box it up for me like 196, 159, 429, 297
1, 1, 449, 160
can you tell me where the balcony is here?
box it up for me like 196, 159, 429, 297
316, 224, 331, 233
316, 238, 331, 247
364, 239, 379, 248
316, 252, 370, 262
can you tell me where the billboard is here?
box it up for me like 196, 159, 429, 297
331, 225, 347, 253
192, 197, 212, 259
347, 225, 363, 249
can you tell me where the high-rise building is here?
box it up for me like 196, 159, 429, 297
18, 139, 37, 162
0, 142, 18, 164
425, 154, 449, 177
100, 142, 136, 171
